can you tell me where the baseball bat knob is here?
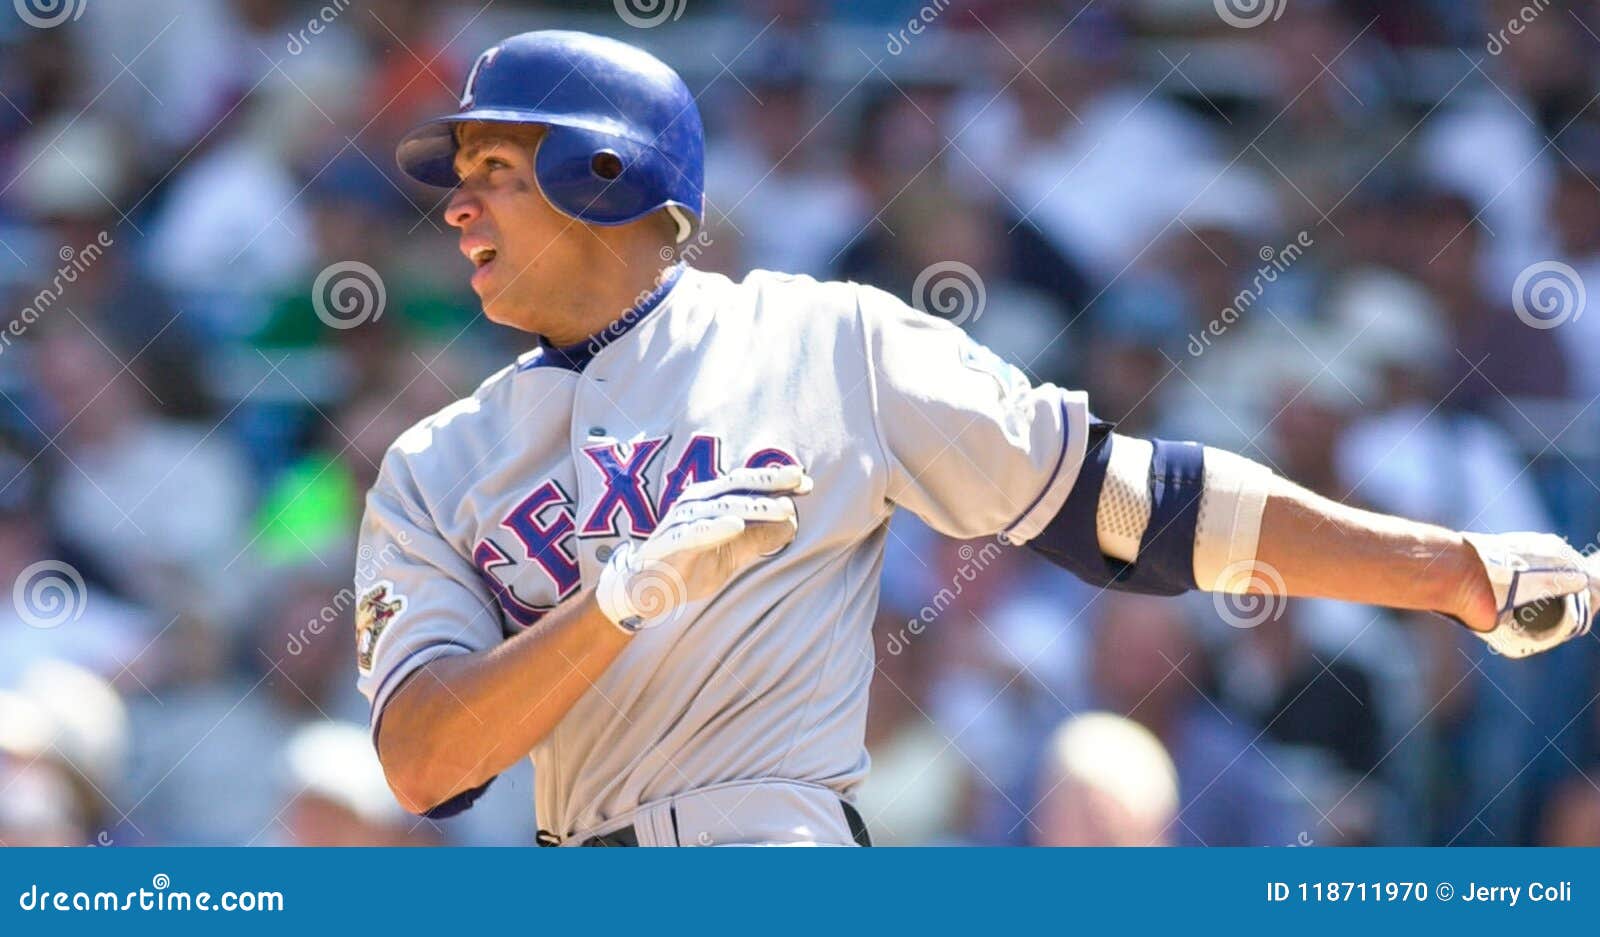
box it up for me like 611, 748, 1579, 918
1512, 595, 1569, 635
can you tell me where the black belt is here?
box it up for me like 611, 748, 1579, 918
538, 799, 872, 847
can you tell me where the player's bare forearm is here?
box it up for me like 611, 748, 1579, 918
376, 590, 629, 814
372, 466, 811, 814
1081, 432, 1590, 657
1253, 476, 1496, 630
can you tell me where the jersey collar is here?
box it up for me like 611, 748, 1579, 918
519, 263, 685, 373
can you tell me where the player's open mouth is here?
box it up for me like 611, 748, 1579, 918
467, 244, 498, 290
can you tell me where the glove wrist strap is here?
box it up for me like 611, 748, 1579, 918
596, 543, 646, 634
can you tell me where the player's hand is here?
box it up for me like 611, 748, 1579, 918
1454, 531, 1596, 658
595, 464, 813, 632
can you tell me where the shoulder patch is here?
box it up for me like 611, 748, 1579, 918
961, 341, 1029, 399
356, 581, 406, 674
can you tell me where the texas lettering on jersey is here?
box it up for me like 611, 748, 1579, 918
472, 433, 798, 631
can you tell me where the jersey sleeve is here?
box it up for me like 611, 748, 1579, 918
856, 284, 1090, 543
354, 464, 504, 743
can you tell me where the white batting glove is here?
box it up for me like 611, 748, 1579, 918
595, 464, 813, 633
1460, 531, 1595, 659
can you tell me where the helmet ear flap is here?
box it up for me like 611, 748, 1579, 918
534, 126, 657, 227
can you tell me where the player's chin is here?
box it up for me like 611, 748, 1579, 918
474, 289, 518, 327
480, 305, 525, 331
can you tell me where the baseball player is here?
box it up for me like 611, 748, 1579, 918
355, 30, 1598, 846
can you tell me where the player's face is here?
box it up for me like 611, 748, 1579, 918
446, 123, 589, 330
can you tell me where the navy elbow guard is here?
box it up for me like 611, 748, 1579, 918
1027, 423, 1205, 596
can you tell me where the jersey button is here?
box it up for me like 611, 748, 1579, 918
588, 426, 607, 437
595, 545, 614, 563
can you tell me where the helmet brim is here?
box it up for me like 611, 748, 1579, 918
395, 108, 642, 188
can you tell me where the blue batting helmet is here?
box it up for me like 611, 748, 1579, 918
396, 30, 704, 243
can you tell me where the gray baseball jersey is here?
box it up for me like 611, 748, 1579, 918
354, 265, 1090, 842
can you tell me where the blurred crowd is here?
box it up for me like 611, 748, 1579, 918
3, 0, 1600, 847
